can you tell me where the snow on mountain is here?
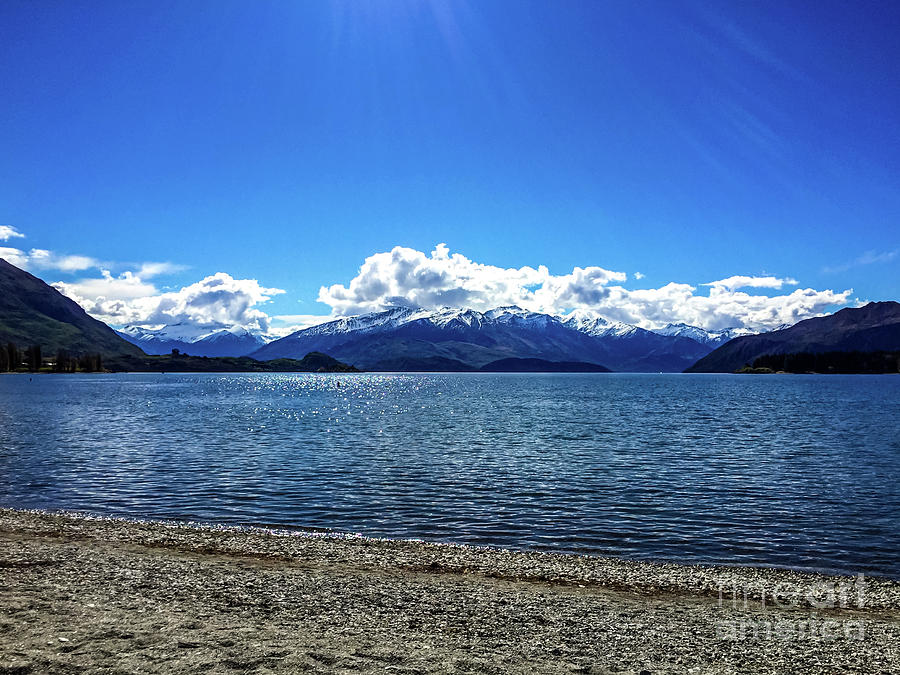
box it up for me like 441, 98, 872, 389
199, 325, 262, 343
278, 305, 554, 340
117, 323, 267, 357
653, 323, 756, 346
297, 307, 416, 337
485, 306, 558, 328
265, 305, 678, 346
118, 322, 210, 344
117, 306, 757, 366
251, 305, 714, 372
424, 307, 488, 328
560, 309, 640, 338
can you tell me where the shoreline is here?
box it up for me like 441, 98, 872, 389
5, 506, 900, 594
2, 508, 899, 673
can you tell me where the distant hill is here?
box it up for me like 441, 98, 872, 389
0, 258, 143, 357
251, 306, 711, 372
104, 351, 358, 373
686, 302, 900, 373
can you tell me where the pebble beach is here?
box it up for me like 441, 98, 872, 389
1, 509, 898, 673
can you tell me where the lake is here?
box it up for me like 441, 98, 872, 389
1, 372, 898, 578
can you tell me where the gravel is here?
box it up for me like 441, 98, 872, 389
1, 508, 898, 674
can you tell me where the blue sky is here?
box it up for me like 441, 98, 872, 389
0, 1, 897, 333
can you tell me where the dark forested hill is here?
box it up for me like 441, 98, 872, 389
686, 302, 900, 372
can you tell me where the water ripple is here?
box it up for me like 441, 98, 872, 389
1, 372, 899, 578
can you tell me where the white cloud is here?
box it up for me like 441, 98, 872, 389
55, 269, 158, 301
0, 226, 25, 241
704, 275, 798, 291
27, 248, 100, 272
316, 244, 851, 331
55, 272, 285, 333
634, 272, 645, 280
318, 244, 626, 316
590, 284, 851, 331
0, 242, 188, 279
0, 246, 30, 269
1, 246, 99, 272
9, 238, 854, 335
135, 261, 189, 278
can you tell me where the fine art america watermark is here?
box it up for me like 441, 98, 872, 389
715, 574, 867, 641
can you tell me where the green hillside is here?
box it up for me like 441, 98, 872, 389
0, 258, 144, 357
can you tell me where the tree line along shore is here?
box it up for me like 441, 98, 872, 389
0, 341, 103, 373
737, 350, 900, 374
0, 341, 357, 374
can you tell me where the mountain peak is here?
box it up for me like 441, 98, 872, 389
561, 311, 636, 338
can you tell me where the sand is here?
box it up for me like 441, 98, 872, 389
1, 509, 898, 674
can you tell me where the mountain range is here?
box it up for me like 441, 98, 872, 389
249, 306, 722, 372
115, 305, 753, 369
11, 255, 895, 374
686, 301, 900, 372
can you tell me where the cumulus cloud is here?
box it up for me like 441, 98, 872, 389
316, 244, 851, 331
55, 272, 285, 333
318, 244, 626, 316
591, 284, 851, 331
0, 226, 25, 241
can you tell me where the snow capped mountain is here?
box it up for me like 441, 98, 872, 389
284, 306, 558, 339
485, 306, 559, 329
653, 323, 756, 346
200, 325, 267, 344
298, 307, 416, 337
560, 310, 640, 339
117, 323, 268, 357
251, 305, 714, 372
118, 322, 210, 344
117, 306, 768, 367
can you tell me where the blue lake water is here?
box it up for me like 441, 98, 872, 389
1, 372, 898, 578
